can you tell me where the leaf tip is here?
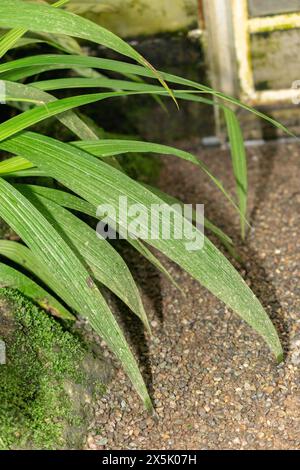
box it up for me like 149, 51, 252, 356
140, 57, 179, 109
144, 396, 154, 413
276, 350, 284, 364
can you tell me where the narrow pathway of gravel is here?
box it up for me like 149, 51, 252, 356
87, 140, 300, 450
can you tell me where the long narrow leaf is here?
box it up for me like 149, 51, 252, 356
0, 262, 73, 320
0, 177, 152, 409
0, 95, 246, 221
0, 28, 27, 59
142, 183, 233, 247
0, 156, 33, 174
224, 108, 248, 239
3, 80, 98, 140
74, 138, 246, 224
31, 77, 167, 92
0, 0, 70, 58
0, 53, 291, 134
15, 184, 181, 291
0, 132, 283, 361
0, 238, 76, 317
15, 186, 150, 331
0, 0, 176, 105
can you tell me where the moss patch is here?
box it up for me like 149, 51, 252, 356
0, 289, 106, 450
120, 153, 162, 184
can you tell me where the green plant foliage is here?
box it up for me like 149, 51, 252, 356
0, 0, 287, 410
0, 260, 74, 321
224, 108, 248, 239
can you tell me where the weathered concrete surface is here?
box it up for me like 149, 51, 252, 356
251, 29, 300, 90
249, 0, 300, 17
53, 0, 198, 37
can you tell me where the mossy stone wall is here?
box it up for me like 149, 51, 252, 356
0, 289, 110, 450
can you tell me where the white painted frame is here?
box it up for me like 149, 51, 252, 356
203, 0, 300, 105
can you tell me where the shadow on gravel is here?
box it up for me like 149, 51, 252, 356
247, 140, 290, 355
111, 139, 291, 398
158, 144, 290, 358
115, 297, 155, 397
114, 242, 165, 399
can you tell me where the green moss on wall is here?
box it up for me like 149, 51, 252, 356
120, 153, 162, 184
0, 289, 106, 450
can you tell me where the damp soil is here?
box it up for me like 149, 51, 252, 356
87, 139, 300, 450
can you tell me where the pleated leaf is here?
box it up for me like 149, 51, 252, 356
0, 132, 283, 361
0, 0, 176, 104
0, 261, 73, 321
224, 108, 248, 239
16, 185, 150, 331
0, 177, 152, 410
15, 184, 181, 290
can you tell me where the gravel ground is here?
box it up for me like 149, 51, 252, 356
87, 140, 300, 450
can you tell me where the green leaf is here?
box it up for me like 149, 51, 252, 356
15, 183, 182, 291
0, 53, 292, 135
0, 170, 236, 259
224, 108, 248, 239
0, 0, 176, 104
0, 87, 214, 144
31, 77, 168, 92
0, 262, 73, 320
0, 90, 143, 141
142, 183, 233, 248
0, 177, 152, 410
0, 28, 27, 59
0, 156, 33, 174
73, 138, 246, 223
0, 0, 70, 58
16, 185, 150, 332
2, 80, 98, 140
0, 132, 283, 361
0, 238, 76, 319
0, 0, 140, 60
0, 93, 244, 220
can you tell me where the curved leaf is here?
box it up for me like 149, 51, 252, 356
3, 80, 98, 140
0, 94, 245, 220
0, 53, 291, 134
16, 185, 150, 331
15, 184, 181, 291
0, 0, 176, 104
224, 108, 248, 240
0, 0, 70, 58
0, 177, 152, 410
0, 261, 73, 321
0, 132, 283, 361
0, 238, 76, 318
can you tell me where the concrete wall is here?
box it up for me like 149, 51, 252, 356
63, 0, 198, 37
251, 29, 300, 90
249, 0, 300, 17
